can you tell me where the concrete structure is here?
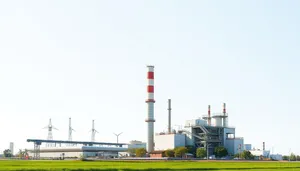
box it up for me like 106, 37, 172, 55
270, 154, 283, 161
244, 144, 252, 151
154, 133, 185, 151
145, 65, 155, 153
225, 137, 244, 155
128, 140, 146, 149
9, 142, 14, 155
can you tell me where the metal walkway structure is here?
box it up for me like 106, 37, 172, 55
27, 139, 128, 160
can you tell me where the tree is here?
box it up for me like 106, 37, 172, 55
3, 149, 12, 158
282, 155, 289, 160
240, 151, 254, 160
135, 148, 147, 157
127, 148, 137, 157
164, 149, 175, 157
290, 153, 296, 161
297, 155, 300, 161
214, 146, 228, 158
186, 145, 196, 157
17, 149, 29, 158
196, 148, 207, 158
174, 147, 188, 158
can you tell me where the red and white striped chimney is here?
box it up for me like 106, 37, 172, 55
223, 103, 226, 114
223, 103, 228, 127
208, 105, 211, 126
145, 65, 155, 153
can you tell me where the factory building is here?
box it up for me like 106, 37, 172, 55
183, 103, 244, 156
28, 146, 128, 159
249, 149, 270, 159
153, 102, 244, 156
270, 154, 283, 161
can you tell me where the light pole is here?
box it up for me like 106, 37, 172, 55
114, 132, 123, 144
207, 143, 211, 160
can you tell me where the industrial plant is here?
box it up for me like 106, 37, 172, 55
21, 65, 275, 160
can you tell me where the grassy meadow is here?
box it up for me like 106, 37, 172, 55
0, 160, 300, 171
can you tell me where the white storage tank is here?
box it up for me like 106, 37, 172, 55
195, 119, 207, 126
214, 118, 222, 127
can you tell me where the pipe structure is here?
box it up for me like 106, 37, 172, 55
208, 105, 211, 126
168, 99, 172, 134
145, 65, 155, 153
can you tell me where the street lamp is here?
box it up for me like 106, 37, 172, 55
207, 143, 211, 160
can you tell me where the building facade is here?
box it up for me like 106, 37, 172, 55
154, 133, 186, 151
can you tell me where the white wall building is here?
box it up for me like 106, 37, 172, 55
154, 133, 186, 151
249, 150, 270, 158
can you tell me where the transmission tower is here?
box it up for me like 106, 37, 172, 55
68, 118, 75, 145
43, 118, 58, 147
90, 120, 98, 142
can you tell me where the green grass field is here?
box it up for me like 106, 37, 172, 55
0, 160, 300, 171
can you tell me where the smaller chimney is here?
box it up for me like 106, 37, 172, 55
223, 103, 226, 114
168, 99, 172, 134
263, 142, 265, 151
208, 105, 211, 126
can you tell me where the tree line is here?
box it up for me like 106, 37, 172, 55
128, 146, 230, 158
2, 149, 29, 158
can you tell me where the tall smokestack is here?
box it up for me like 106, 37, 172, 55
145, 65, 155, 153
208, 105, 211, 126
222, 103, 227, 127
168, 99, 171, 134
263, 142, 265, 151
223, 103, 226, 114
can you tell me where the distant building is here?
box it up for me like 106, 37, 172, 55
149, 150, 166, 158
9, 142, 14, 155
244, 144, 252, 151
249, 149, 270, 159
270, 154, 283, 161
128, 140, 146, 149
